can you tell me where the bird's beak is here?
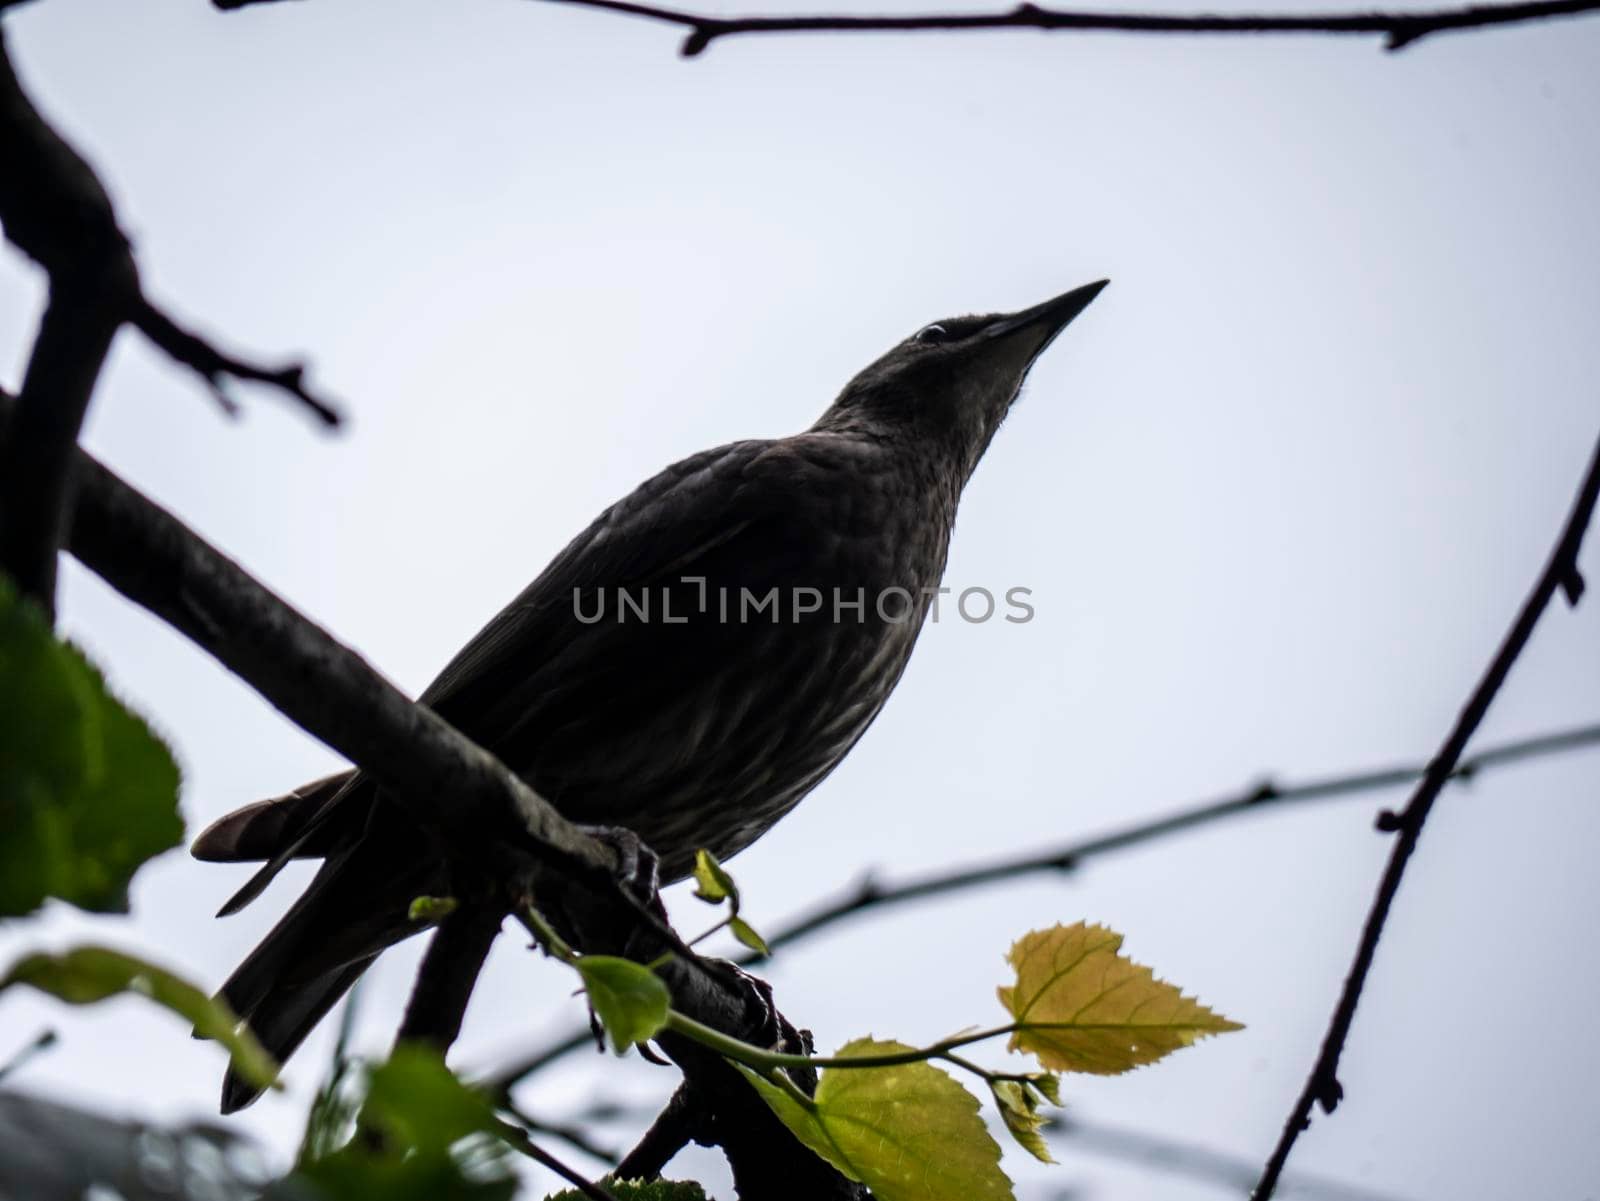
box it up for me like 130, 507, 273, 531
980, 279, 1108, 366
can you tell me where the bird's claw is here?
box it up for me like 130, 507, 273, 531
718, 961, 787, 1052
575, 823, 663, 911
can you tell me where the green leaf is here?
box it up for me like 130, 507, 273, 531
990, 1080, 1054, 1164
0, 577, 183, 917
0, 945, 278, 1091
739, 1038, 1013, 1201
575, 955, 670, 1054
728, 916, 770, 957
691, 848, 738, 907
997, 923, 1242, 1075
409, 895, 459, 924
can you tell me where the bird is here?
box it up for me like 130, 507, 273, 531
193, 279, 1107, 1113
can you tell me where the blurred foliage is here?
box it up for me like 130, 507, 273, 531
0, 944, 279, 1091
286, 1046, 518, 1201
0, 575, 182, 918
297, 1000, 365, 1167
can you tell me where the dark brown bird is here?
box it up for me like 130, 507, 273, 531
194, 280, 1107, 1112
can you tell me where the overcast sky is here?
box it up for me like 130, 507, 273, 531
2, 2, 1599, 1199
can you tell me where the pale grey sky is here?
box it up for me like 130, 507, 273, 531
2, 2, 1598, 1198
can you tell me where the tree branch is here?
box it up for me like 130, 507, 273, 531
614, 1080, 702, 1180
0, 30, 136, 620
487, 718, 1600, 1091
529, 0, 1600, 58
1253, 426, 1600, 1198
395, 903, 505, 1052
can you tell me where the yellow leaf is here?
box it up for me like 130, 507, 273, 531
739, 1038, 1013, 1201
990, 1080, 1055, 1164
997, 923, 1241, 1075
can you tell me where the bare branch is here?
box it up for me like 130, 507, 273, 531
1254, 426, 1600, 1197
500, 1098, 623, 1168
492, 1121, 621, 1201
486, 718, 1600, 1091
130, 295, 342, 428
530, 0, 1600, 57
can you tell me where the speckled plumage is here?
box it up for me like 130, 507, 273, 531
194, 281, 1106, 1111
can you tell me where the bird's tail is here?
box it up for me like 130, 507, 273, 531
214, 814, 439, 1113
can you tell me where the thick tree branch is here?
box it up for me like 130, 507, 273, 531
488, 718, 1600, 1091
1253, 427, 1600, 1198
57, 436, 611, 873
530, 0, 1600, 57
0, 31, 136, 619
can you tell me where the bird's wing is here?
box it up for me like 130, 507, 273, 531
415, 436, 845, 787
419, 438, 773, 713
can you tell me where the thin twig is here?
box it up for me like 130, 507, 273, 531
0, 1029, 58, 1086
488, 719, 1600, 1090
1253, 427, 1600, 1198
534, 0, 1600, 57
492, 1117, 621, 1201
131, 295, 342, 428
501, 1098, 623, 1167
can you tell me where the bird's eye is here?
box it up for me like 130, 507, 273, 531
913, 323, 950, 345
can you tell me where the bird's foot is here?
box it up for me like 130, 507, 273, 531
574, 823, 665, 915
715, 960, 795, 1054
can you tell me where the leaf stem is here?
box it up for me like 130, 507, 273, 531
664, 1009, 1021, 1072
518, 906, 578, 964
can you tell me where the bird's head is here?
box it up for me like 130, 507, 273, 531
818, 279, 1108, 483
